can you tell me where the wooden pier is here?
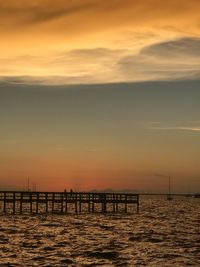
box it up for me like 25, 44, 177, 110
0, 191, 139, 214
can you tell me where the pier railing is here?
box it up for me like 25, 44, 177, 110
0, 191, 139, 214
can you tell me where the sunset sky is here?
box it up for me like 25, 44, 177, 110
0, 0, 200, 192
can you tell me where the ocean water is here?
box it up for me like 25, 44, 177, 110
0, 196, 199, 267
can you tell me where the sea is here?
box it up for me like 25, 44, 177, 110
0, 196, 199, 267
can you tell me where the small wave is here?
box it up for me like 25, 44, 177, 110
59, 258, 74, 264
85, 250, 119, 260
41, 223, 61, 227
99, 225, 115, 231
129, 232, 163, 243
31, 256, 45, 261
43, 246, 56, 251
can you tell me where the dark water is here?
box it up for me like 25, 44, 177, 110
0, 196, 199, 266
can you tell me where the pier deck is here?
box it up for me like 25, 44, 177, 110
0, 191, 139, 214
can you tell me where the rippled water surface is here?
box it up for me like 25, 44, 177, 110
0, 196, 200, 266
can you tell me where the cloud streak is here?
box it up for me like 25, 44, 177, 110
141, 37, 200, 58
1, 0, 200, 31
118, 37, 200, 82
0, 1, 94, 25
147, 126, 200, 132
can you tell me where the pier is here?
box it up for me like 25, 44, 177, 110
0, 191, 139, 214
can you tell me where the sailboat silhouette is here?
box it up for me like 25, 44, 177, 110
167, 176, 173, 200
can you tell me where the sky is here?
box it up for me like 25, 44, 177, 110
0, 0, 200, 192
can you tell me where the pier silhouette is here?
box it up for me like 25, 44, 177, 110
0, 191, 139, 214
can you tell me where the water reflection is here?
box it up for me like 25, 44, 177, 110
0, 196, 199, 266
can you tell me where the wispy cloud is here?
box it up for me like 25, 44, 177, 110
1, 37, 200, 85
0, 1, 94, 25
1, 0, 200, 32
147, 126, 200, 132
141, 37, 200, 59
118, 37, 200, 82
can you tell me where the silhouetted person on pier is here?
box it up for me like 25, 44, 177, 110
70, 189, 73, 199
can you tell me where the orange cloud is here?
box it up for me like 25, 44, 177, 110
0, 0, 200, 34
0, 0, 200, 83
